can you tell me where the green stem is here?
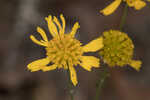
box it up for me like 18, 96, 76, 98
119, 4, 128, 31
69, 83, 74, 100
95, 67, 110, 100
67, 70, 74, 100
94, 2, 128, 100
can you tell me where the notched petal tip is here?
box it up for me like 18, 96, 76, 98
130, 60, 142, 71
80, 56, 100, 71
27, 58, 50, 72
134, 1, 146, 10
27, 63, 41, 72
75, 22, 80, 28
45, 15, 52, 21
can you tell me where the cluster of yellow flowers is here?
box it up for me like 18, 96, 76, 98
27, 0, 147, 86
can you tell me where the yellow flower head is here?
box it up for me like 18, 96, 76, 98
99, 30, 142, 71
100, 0, 147, 16
27, 14, 103, 86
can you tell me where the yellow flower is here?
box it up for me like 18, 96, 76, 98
99, 30, 142, 71
27, 14, 103, 86
100, 0, 147, 16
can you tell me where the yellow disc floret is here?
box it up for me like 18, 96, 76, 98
46, 34, 83, 69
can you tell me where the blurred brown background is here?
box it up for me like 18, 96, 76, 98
0, 0, 150, 100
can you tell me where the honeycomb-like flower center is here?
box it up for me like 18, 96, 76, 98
46, 34, 83, 69
100, 30, 134, 67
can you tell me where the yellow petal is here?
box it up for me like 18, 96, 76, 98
70, 22, 80, 37
41, 64, 57, 72
130, 60, 142, 71
80, 56, 100, 71
60, 14, 65, 34
133, 0, 146, 10
69, 65, 78, 86
148, 0, 150, 2
83, 37, 103, 52
100, 0, 122, 16
30, 35, 47, 46
45, 15, 58, 37
27, 58, 50, 72
37, 27, 48, 42
53, 16, 63, 34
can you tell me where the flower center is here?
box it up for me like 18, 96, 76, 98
46, 34, 83, 69
100, 30, 134, 67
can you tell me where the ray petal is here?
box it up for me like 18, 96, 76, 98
30, 35, 47, 46
41, 64, 57, 72
130, 60, 142, 71
80, 56, 100, 71
82, 37, 103, 52
60, 14, 65, 34
37, 27, 48, 42
100, 0, 122, 16
70, 22, 80, 37
133, 0, 146, 10
53, 16, 63, 34
69, 63, 78, 86
27, 57, 50, 72
45, 15, 58, 37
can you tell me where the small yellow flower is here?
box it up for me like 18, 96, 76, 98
27, 14, 103, 86
99, 30, 142, 71
100, 0, 147, 16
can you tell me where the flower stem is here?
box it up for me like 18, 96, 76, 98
69, 82, 74, 100
67, 70, 75, 100
95, 66, 110, 100
119, 4, 128, 31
